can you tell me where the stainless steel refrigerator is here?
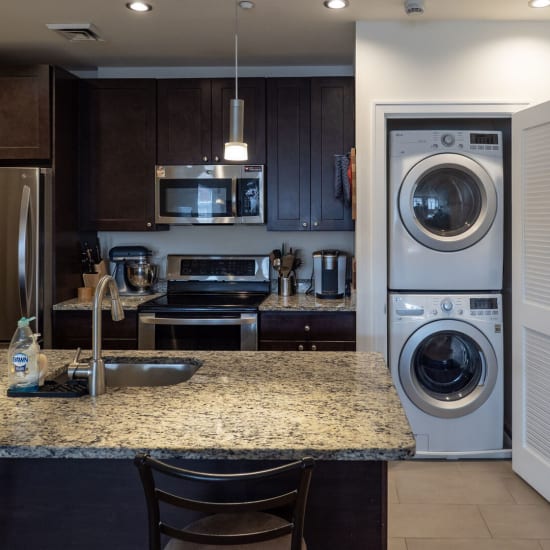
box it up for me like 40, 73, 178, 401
0, 167, 52, 348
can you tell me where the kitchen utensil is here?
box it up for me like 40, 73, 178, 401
281, 253, 295, 277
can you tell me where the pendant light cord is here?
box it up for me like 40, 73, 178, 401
234, 1, 239, 100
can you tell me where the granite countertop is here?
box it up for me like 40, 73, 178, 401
0, 350, 414, 461
53, 293, 163, 311
259, 292, 356, 312
53, 292, 356, 312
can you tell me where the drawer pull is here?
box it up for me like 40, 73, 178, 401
311, 344, 317, 351
304, 325, 310, 332
298, 344, 304, 351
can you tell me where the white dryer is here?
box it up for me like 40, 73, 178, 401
388, 130, 503, 291
388, 292, 505, 458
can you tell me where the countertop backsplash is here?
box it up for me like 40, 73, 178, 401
98, 225, 355, 281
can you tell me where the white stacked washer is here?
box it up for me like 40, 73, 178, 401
388, 293, 505, 458
387, 129, 506, 457
388, 130, 503, 291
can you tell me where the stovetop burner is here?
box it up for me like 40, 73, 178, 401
139, 292, 268, 314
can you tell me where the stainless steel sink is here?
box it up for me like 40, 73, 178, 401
102, 356, 203, 387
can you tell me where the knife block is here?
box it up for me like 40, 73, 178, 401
82, 260, 108, 288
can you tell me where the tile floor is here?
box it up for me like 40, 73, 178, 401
388, 460, 550, 550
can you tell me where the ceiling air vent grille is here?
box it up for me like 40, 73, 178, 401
46, 23, 104, 42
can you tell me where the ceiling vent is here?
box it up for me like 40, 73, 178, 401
46, 23, 104, 42
404, 0, 424, 15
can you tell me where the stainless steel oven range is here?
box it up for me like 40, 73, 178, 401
138, 255, 270, 351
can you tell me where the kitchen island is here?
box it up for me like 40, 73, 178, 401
0, 350, 414, 549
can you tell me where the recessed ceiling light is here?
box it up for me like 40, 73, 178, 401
323, 0, 349, 9
126, 2, 153, 12
529, 0, 550, 6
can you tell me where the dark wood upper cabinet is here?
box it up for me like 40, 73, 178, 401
266, 78, 311, 231
157, 79, 211, 164
267, 77, 355, 231
310, 77, 355, 231
157, 78, 266, 165
79, 79, 159, 231
0, 65, 51, 161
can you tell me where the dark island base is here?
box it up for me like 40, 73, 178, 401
0, 458, 387, 550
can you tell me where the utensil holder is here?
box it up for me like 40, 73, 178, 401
278, 275, 296, 297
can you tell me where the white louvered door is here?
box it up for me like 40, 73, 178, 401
512, 100, 550, 501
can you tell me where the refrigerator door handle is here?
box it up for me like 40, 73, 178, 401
18, 185, 33, 318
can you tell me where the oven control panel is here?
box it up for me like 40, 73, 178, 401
166, 254, 270, 282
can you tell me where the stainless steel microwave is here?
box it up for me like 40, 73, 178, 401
155, 165, 265, 225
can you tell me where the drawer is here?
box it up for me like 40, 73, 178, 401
260, 311, 355, 341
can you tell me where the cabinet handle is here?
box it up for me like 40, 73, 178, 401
214, 155, 220, 162
313, 221, 319, 227
146, 222, 152, 228
298, 344, 304, 351
304, 325, 310, 332
302, 221, 308, 228
311, 344, 317, 351
202, 156, 208, 162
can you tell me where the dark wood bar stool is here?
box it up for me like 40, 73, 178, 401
134, 454, 314, 550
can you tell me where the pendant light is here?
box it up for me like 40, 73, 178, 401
224, 1, 249, 161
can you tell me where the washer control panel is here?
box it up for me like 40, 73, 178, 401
390, 129, 502, 158
391, 293, 502, 322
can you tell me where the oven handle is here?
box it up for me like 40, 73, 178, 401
139, 316, 256, 326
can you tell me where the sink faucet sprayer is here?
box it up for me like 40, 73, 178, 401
69, 275, 125, 396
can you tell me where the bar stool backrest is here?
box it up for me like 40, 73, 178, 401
134, 454, 314, 550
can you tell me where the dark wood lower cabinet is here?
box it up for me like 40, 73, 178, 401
260, 311, 356, 351
0, 458, 387, 550
52, 310, 137, 349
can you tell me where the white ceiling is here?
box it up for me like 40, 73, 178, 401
1, 0, 550, 71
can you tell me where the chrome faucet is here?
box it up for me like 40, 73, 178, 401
69, 275, 125, 396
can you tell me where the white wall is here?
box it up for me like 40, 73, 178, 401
100, 227, 354, 281
355, 21, 550, 352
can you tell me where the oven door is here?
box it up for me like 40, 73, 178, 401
138, 312, 258, 351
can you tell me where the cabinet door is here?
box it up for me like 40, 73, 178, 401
310, 77, 355, 231
266, 78, 311, 230
52, 310, 137, 349
0, 65, 51, 160
79, 79, 158, 231
211, 78, 266, 164
157, 79, 212, 164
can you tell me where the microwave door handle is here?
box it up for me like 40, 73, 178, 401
139, 316, 256, 326
18, 185, 33, 318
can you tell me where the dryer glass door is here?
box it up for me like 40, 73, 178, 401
399, 320, 498, 418
399, 153, 497, 252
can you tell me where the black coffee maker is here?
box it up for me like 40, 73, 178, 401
312, 250, 347, 299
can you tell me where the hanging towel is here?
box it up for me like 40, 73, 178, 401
334, 154, 350, 200
344, 156, 352, 206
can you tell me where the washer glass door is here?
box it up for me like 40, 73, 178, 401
399, 320, 498, 418
399, 153, 497, 252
